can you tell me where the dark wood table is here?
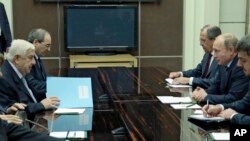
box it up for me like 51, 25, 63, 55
34, 67, 228, 141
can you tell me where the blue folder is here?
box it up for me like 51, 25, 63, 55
46, 77, 93, 108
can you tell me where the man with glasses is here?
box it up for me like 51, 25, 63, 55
26, 28, 51, 102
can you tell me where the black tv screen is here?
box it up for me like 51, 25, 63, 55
64, 5, 138, 54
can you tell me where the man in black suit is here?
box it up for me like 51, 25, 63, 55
203, 34, 250, 125
25, 28, 51, 101
0, 119, 63, 141
192, 33, 250, 104
169, 25, 221, 88
0, 2, 12, 53
0, 39, 60, 118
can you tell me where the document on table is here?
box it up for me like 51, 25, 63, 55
165, 78, 191, 88
54, 108, 85, 114
210, 132, 230, 141
170, 104, 201, 109
188, 114, 225, 121
157, 96, 192, 104
193, 110, 203, 115
50, 131, 87, 138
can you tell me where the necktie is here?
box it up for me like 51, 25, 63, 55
202, 54, 212, 77
37, 57, 46, 79
21, 77, 37, 103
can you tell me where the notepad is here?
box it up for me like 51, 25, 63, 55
165, 78, 174, 84
54, 108, 85, 114
210, 132, 229, 141
157, 96, 192, 104
170, 104, 201, 109
165, 78, 191, 88
189, 114, 225, 121
50, 131, 87, 138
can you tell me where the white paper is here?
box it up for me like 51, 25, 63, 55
168, 84, 191, 88
165, 78, 173, 84
170, 104, 201, 109
210, 132, 230, 141
50, 131, 87, 138
50, 131, 67, 138
193, 110, 203, 115
68, 131, 87, 138
189, 114, 225, 121
157, 96, 192, 104
54, 108, 85, 114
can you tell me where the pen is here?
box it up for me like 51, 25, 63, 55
186, 103, 196, 108
206, 100, 209, 117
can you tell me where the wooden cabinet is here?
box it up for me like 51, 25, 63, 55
69, 54, 137, 68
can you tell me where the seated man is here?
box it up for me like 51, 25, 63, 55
169, 25, 221, 88
192, 33, 250, 104
0, 39, 60, 119
26, 28, 52, 100
0, 119, 63, 141
203, 34, 250, 125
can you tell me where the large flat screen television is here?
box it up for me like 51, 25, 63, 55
64, 5, 138, 54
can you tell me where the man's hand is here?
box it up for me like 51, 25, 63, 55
6, 103, 27, 114
202, 104, 222, 117
172, 77, 190, 85
41, 97, 60, 110
218, 108, 237, 120
192, 87, 207, 102
169, 72, 181, 79
0, 115, 23, 125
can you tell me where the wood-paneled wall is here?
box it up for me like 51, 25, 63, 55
12, 0, 183, 76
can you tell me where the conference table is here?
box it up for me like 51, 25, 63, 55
35, 67, 229, 141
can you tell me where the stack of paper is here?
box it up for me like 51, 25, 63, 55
189, 114, 225, 122
170, 104, 201, 109
165, 78, 191, 88
54, 108, 85, 114
210, 132, 229, 141
157, 96, 192, 104
50, 131, 87, 138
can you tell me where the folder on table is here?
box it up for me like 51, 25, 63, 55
46, 77, 93, 108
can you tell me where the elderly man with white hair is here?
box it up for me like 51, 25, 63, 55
0, 39, 60, 119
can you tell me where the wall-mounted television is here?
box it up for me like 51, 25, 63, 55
64, 5, 138, 54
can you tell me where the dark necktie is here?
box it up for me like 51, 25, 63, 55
37, 57, 46, 79
202, 54, 212, 77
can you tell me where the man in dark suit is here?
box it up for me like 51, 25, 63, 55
0, 39, 59, 118
25, 28, 51, 101
192, 33, 250, 104
0, 2, 12, 53
169, 25, 221, 88
0, 119, 63, 141
202, 34, 250, 125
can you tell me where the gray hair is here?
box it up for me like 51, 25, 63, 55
201, 24, 221, 40
221, 33, 238, 50
6, 39, 35, 61
236, 34, 250, 56
27, 28, 50, 43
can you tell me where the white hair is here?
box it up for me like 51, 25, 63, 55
6, 39, 35, 61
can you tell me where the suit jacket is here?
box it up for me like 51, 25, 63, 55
182, 53, 219, 88
0, 2, 12, 53
204, 56, 250, 104
0, 119, 63, 141
26, 56, 47, 101
231, 113, 250, 125
223, 83, 250, 115
0, 61, 45, 115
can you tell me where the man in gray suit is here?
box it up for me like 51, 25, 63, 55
169, 25, 221, 88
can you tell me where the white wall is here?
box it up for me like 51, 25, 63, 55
183, 0, 219, 70
183, 0, 247, 70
